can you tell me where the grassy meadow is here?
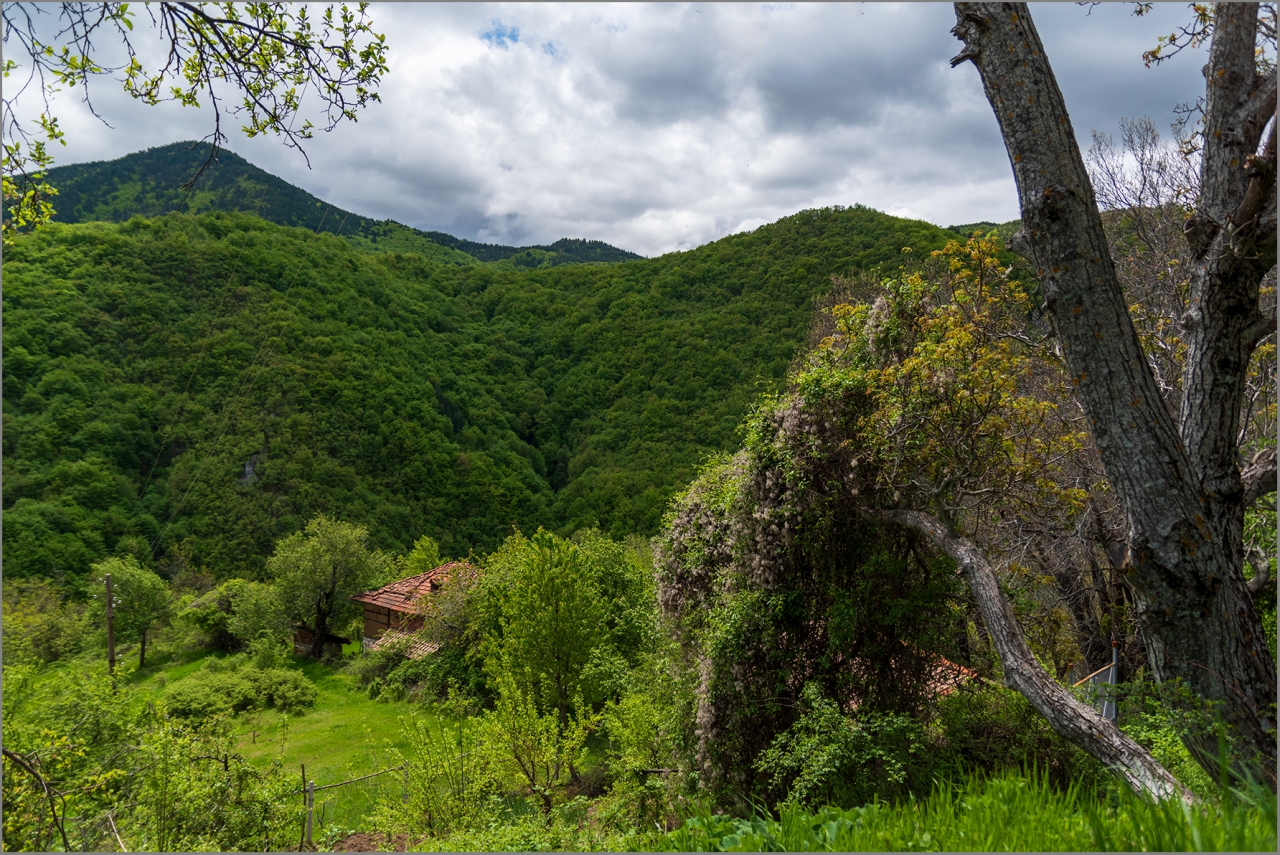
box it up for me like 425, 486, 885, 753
123, 644, 427, 834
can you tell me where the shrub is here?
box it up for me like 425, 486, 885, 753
348, 638, 408, 689
164, 658, 317, 719
247, 635, 292, 670
165, 671, 258, 719
387, 647, 487, 703
931, 681, 1108, 793
755, 682, 929, 809
3, 663, 302, 852
178, 579, 290, 652
249, 668, 318, 713
1, 578, 90, 665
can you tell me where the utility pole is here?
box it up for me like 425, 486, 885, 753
105, 573, 116, 676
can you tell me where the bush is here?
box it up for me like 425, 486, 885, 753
164, 658, 317, 719
348, 639, 407, 689
349, 636, 486, 704
1, 579, 90, 665
387, 647, 487, 703
755, 682, 929, 809
3, 663, 302, 852
164, 671, 258, 719
177, 579, 289, 652
931, 681, 1108, 793
1116, 675, 1233, 800
250, 668, 318, 713
247, 635, 292, 670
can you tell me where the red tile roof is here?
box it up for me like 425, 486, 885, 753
925, 656, 981, 697
368, 629, 440, 660
349, 561, 466, 613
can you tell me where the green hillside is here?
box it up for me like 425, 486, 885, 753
36, 141, 644, 267
4, 188, 958, 589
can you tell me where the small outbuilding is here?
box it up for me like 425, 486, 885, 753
292, 627, 350, 657
349, 561, 465, 656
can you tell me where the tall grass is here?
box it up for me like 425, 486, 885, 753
658, 769, 1277, 852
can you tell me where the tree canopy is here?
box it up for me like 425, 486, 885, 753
267, 514, 391, 657
2, 201, 959, 589
90, 554, 170, 666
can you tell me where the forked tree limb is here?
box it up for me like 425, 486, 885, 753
2, 747, 72, 852
873, 509, 1194, 802
1245, 546, 1272, 595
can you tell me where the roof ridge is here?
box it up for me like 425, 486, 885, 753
349, 561, 468, 611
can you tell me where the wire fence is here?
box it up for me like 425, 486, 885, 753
1072, 642, 1119, 721
300, 763, 408, 849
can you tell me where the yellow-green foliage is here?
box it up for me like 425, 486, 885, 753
0, 578, 91, 665
2, 661, 301, 852
798, 234, 1087, 526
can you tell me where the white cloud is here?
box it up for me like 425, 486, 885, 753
12, 1, 1210, 256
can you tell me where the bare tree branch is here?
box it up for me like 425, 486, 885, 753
2, 747, 72, 852
1242, 446, 1278, 505
1245, 545, 1273, 594
871, 508, 1193, 802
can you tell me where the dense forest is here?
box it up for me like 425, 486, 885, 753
3, 150, 977, 589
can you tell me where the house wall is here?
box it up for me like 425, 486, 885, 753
361, 605, 426, 647
363, 605, 391, 646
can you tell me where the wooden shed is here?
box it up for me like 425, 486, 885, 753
349, 561, 464, 650
292, 627, 350, 657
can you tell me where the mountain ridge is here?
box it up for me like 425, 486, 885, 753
37, 141, 646, 268
6, 145, 1026, 587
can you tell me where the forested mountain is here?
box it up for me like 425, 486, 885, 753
37, 142, 644, 268
5, 161, 968, 590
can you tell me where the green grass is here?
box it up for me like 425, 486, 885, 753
126, 645, 434, 834
657, 769, 1278, 852
31, 647, 1277, 852
230, 657, 430, 831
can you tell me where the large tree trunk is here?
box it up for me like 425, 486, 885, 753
883, 509, 1193, 802
311, 593, 332, 659
950, 2, 1276, 788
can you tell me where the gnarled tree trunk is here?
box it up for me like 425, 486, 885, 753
950, 1, 1276, 787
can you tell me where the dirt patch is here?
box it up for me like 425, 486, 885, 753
330, 831, 423, 852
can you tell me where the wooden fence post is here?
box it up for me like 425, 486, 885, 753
105, 573, 116, 676
299, 764, 307, 851
306, 780, 315, 849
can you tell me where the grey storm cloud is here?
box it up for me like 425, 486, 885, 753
12, 2, 1210, 256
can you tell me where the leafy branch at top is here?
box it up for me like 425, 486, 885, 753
1, 2, 388, 243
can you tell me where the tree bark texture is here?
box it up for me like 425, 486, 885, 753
884, 509, 1193, 801
951, 2, 1276, 787
311, 591, 332, 659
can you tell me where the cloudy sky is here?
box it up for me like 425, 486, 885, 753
24, 2, 1209, 256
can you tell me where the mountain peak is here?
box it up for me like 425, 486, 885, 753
39, 141, 644, 267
